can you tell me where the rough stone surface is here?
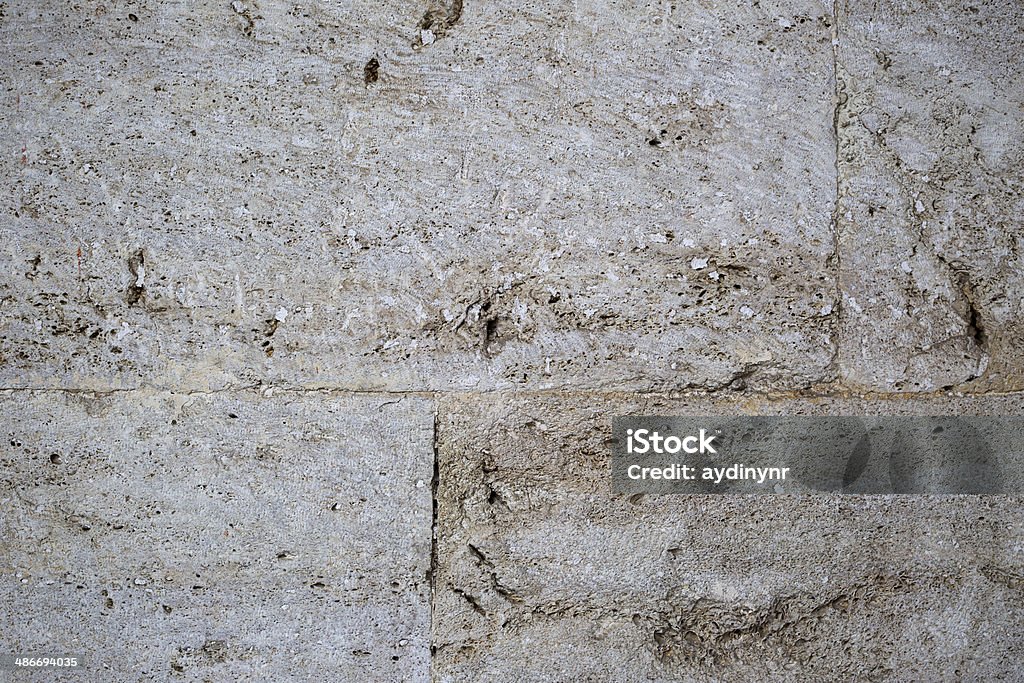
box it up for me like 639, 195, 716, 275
434, 393, 1024, 682
836, 0, 1024, 392
0, 391, 433, 682
2, 0, 838, 393
1, 0, 1023, 681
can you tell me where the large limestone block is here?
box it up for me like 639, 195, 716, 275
434, 392, 1024, 681
2, 0, 837, 392
0, 390, 433, 682
836, 0, 1024, 391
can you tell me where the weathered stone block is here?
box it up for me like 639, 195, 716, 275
2, 0, 837, 392
836, 0, 1024, 391
434, 393, 1024, 681
0, 390, 433, 681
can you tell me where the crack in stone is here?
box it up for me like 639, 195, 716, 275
467, 543, 523, 604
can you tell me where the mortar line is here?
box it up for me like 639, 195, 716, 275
2, 385, 1023, 400
829, 0, 845, 384
428, 405, 440, 682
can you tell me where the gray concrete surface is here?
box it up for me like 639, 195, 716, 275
1, 0, 1022, 680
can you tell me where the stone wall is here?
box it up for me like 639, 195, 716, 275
2, 0, 1022, 680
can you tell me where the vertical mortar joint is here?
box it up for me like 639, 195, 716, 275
828, 0, 845, 382
428, 405, 440, 676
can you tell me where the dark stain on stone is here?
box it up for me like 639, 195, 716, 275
962, 281, 988, 350
416, 0, 463, 45
260, 317, 279, 356
364, 56, 380, 85
25, 254, 41, 280
126, 249, 145, 306
231, 1, 258, 38
949, 269, 988, 357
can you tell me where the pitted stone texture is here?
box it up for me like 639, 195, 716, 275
0, 391, 432, 682
2, 0, 837, 392
836, 0, 1024, 392
434, 393, 1024, 682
